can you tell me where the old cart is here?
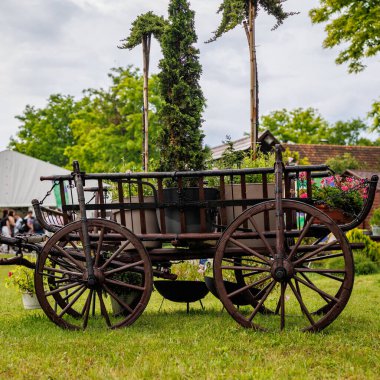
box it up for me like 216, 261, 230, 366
1, 146, 378, 332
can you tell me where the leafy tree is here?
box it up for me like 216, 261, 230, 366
208, 0, 298, 155
119, 12, 166, 171
310, 1, 380, 73
157, 0, 207, 172
261, 108, 370, 145
325, 153, 359, 174
260, 108, 329, 144
328, 119, 368, 146
368, 99, 380, 132
9, 94, 78, 167
65, 67, 162, 172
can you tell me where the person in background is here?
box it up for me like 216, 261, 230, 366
14, 213, 23, 235
25, 210, 34, 233
7, 210, 16, 237
0, 209, 14, 253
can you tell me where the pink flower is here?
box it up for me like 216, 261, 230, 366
341, 185, 349, 191
300, 193, 308, 198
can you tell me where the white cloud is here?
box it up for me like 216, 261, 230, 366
0, 0, 379, 151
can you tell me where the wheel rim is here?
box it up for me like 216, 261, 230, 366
35, 219, 153, 330
214, 200, 354, 332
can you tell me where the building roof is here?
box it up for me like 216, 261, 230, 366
211, 135, 380, 172
211, 131, 279, 160
283, 144, 380, 171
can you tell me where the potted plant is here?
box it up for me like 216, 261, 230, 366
370, 208, 380, 236
156, 0, 219, 234
5, 263, 41, 310
305, 175, 368, 224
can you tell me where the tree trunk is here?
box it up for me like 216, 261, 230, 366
142, 35, 151, 172
249, 0, 258, 159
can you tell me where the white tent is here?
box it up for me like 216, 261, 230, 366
0, 150, 71, 208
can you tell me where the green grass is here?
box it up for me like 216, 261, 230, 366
0, 263, 379, 379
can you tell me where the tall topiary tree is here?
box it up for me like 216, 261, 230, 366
119, 12, 166, 171
208, 0, 297, 157
157, 0, 207, 173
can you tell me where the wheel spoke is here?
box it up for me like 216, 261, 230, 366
293, 241, 338, 266
105, 278, 145, 292
53, 244, 86, 271
43, 266, 82, 277
228, 237, 271, 264
96, 289, 111, 327
82, 290, 93, 329
248, 281, 276, 322
99, 240, 131, 270
280, 282, 286, 330
227, 275, 272, 300
94, 227, 105, 267
293, 276, 339, 303
58, 286, 87, 318
298, 272, 330, 303
288, 280, 315, 328
287, 216, 315, 261
303, 252, 344, 263
295, 268, 345, 274
61, 284, 86, 302
221, 264, 270, 272
44, 281, 82, 297
247, 216, 275, 257
103, 284, 134, 314
104, 260, 144, 276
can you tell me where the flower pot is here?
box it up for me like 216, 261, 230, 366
371, 225, 380, 236
110, 291, 140, 316
113, 196, 161, 249
22, 292, 41, 310
162, 187, 219, 233
314, 204, 353, 224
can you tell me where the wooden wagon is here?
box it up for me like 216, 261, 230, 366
1, 146, 378, 332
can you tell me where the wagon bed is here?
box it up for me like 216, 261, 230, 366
1, 146, 378, 332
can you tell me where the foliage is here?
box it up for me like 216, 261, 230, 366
157, 0, 207, 173
9, 94, 78, 167
64, 67, 163, 172
310, 0, 380, 73
370, 207, 380, 226
260, 108, 370, 145
308, 175, 367, 216
118, 12, 167, 50
208, 0, 298, 42
5, 264, 35, 293
170, 261, 205, 281
325, 153, 359, 174
346, 229, 380, 274
368, 99, 380, 132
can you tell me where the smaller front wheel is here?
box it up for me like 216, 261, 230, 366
35, 219, 153, 330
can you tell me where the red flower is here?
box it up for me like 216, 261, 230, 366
8, 272, 13, 277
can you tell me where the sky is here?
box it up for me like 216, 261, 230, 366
0, 0, 379, 152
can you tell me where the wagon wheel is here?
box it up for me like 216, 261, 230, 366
35, 219, 153, 330
214, 200, 354, 332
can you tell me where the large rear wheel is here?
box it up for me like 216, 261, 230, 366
214, 200, 354, 332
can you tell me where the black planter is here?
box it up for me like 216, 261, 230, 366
154, 280, 209, 303
162, 187, 219, 233
204, 276, 260, 306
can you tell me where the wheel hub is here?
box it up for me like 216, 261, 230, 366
271, 260, 294, 282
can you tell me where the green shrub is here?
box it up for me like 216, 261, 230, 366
346, 229, 380, 275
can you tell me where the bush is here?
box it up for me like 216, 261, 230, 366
346, 229, 380, 275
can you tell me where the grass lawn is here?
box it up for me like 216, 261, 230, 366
0, 262, 379, 379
